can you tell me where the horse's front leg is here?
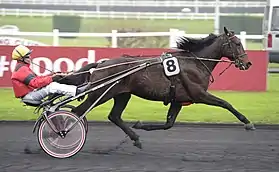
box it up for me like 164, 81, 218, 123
195, 92, 256, 130
132, 102, 182, 131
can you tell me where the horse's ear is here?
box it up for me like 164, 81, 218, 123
224, 27, 229, 36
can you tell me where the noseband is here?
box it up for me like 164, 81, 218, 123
222, 35, 247, 68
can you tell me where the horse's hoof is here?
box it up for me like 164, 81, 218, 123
244, 123, 256, 131
133, 140, 143, 149
132, 121, 142, 129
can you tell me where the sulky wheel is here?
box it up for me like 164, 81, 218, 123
37, 110, 86, 159
59, 104, 89, 133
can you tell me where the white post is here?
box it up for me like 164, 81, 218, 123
16, 9, 19, 17
169, 28, 179, 48
111, 30, 118, 48
194, 0, 199, 13
178, 30, 185, 41
214, 0, 220, 34
1, 9, 5, 16
87, 50, 96, 63
240, 31, 247, 50
52, 29, 59, 46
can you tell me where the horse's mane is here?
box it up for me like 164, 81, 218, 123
119, 33, 219, 58
176, 33, 218, 52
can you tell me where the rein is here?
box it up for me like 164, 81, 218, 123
66, 54, 235, 78
188, 52, 234, 84
70, 58, 157, 75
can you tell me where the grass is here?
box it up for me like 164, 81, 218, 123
0, 16, 211, 32
1, 74, 279, 124
0, 16, 275, 123
268, 63, 279, 68
0, 16, 263, 49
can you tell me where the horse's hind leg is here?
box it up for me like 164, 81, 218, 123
71, 97, 92, 116
132, 102, 182, 131
196, 92, 255, 130
108, 93, 142, 149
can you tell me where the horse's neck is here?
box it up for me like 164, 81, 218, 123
194, 38, 223, 72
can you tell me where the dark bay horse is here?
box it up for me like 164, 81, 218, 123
57, 62, 98, 86
72, 27, 255, 149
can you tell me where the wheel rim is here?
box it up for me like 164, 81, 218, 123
38, 111, 86, 158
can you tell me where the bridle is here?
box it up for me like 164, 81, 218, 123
222, 34, 248, 70
184, 33, 248, 85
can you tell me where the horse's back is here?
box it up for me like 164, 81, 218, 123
89, 56, 170, 100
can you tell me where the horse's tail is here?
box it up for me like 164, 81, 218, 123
76, 62, 99, 73
57, 62, 99, 86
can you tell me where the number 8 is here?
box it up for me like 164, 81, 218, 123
166, 59, 176, 72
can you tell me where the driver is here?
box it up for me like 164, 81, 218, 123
10, 45, 87, 104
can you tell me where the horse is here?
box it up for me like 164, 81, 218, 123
70, 27, 255, 149
57, 62, 98, 86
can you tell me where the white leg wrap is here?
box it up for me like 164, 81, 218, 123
46, 82, 77, 97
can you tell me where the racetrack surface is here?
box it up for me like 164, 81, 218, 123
0, 122, 279, 172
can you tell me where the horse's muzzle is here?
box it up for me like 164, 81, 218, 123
239, 61, 252, 70
246, 62, 252, 69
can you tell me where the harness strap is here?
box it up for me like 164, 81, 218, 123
162, 76, 176, 106
14, 63, 24, 72
23, 74, 36, 85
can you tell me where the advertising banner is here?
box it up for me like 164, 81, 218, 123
0, 46, 268, 91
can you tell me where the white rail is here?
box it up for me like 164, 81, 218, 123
0, 0, 266, 7
0, 9, 265, 20
0, 29, 264, 50
0, 0, 267, 34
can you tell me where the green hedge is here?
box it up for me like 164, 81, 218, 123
219, 16, 263, 35
52, 15, 81, 38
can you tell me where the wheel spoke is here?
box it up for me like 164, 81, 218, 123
37, 110, 87, 159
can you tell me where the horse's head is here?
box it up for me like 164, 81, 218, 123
220, 27, 252, 70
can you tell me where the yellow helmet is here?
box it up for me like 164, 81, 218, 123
11, 45, 32, 60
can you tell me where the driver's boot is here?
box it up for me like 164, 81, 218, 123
75, 84, 90, 101
76, 83, 90, 95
